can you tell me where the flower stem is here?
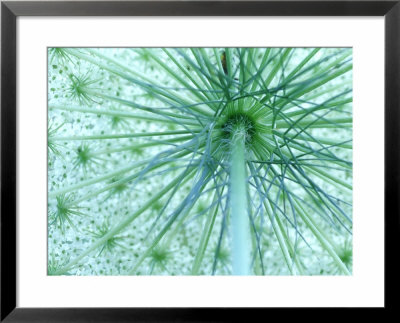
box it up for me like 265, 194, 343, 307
229, 125, 251, 275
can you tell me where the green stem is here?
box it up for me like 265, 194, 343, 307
50, 130, 199, 141
48, 148, 193, 198
229, 125, 251, 275
191, 190, 221, 275
89, 135, 194, 156
49, 104, 194, 125
48, 159, 149, 198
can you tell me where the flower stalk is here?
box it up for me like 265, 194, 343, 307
229, 124, 251, 275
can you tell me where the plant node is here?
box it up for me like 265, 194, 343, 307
221, 112, 256, 145
67, 72, 99, 105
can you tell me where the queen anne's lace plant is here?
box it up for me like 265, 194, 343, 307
48, 48, 352, 276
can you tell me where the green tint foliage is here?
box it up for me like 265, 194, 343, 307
48, 48, 352, 275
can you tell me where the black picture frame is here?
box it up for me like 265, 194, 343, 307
1, 0, 399, 321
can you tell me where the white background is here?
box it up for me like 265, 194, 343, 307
17, 17, 384, 307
